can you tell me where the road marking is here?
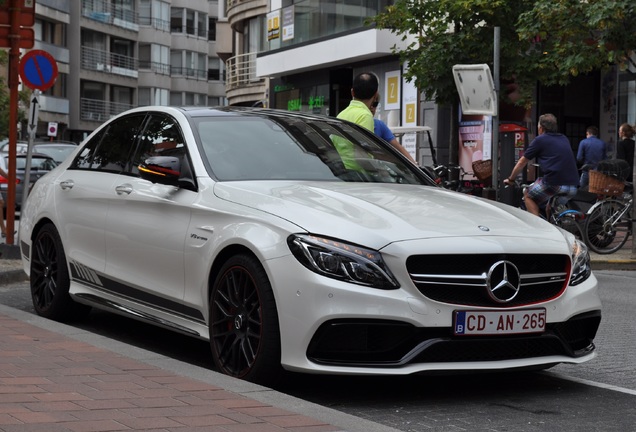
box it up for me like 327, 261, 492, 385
545, 371, 636, 396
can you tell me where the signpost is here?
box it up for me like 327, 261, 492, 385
0, 1, 57, 245
0, 0, 34, 48
0, 26, 34, 48
20, 53, 58, 214
2, 0, 36, 245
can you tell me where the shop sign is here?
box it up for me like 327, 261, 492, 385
282, 6, 294, 41
267, 10, 280, 41
287, 95, 325, 112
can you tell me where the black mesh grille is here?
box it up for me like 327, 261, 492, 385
406, 254, 571, 307
307, 311, 600, 367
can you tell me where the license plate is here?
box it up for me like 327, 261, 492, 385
454, 308, 546, 336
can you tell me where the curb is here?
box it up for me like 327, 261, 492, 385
0, 243, 21, 260
0, 268, 28, 285
591, 260, 636, 271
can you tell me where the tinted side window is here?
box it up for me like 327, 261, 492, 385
131, 114, 186, 176
70, 114, 147, 172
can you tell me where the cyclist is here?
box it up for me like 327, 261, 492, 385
503, 113, 579, 216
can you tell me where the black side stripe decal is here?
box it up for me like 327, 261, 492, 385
69, 261, 205, 323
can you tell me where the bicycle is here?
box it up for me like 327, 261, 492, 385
506, 178, 586, 239
583, 183, 633, 254
428, 163, 487, 196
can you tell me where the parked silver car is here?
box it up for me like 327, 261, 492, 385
1, 153, 58, 209
33, 142, 79, 164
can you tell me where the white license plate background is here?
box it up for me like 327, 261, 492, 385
454, 308, 546, 336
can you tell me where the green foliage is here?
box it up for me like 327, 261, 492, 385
0, 50, 30, 139
0, 50, 10, 139
371, 0, 636, 109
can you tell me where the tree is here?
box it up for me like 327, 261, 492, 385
0, 49, 29, 140
517, 0, 636, 85
372, 0, 636, 110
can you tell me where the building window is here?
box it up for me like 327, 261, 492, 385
140, 0, 170, 31
139, 43, 170, 74
208, 57, 221, 80
186, 9, 195, 35
138, 88, 151, 106
208, 17, 217, 41
197, 12, 207, 38
139, 87, 169, 106
170, 8, 183, 32
34, 18, 66, 45
208, 96, 222, 106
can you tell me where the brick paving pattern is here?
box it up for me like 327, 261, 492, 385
0, 314, 342, 432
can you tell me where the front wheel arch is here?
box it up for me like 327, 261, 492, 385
208, 251, 282, 385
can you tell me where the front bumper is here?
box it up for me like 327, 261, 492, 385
267, 239, 602, 375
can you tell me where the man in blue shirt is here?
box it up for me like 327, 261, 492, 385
504, 114, 579, 216
370, 98, 417, 164
576, 125, 607, 188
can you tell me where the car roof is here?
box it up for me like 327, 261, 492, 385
34, 143, 78, 148
34, 140, 78, 146
115, 106, 343, 124
1, 152, 56, 166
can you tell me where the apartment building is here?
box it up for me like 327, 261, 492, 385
30, 0, 226, 143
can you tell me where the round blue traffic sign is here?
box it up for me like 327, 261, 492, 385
19, 50, 58, 91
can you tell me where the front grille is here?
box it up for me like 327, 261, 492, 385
407, 254, 570, 307
307, 311, 600, 367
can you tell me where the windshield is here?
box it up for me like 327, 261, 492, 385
194, 115, 432, 185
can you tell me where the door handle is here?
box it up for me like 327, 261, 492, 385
59, 180, 74, 190
115, 184, 133, 195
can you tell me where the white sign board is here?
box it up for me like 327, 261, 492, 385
48, 121, 58, 137
452, 64, 497, 116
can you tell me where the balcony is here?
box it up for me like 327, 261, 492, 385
82, 0, 140, 31
170, 67, 208, 80
81, 46, 139, 79
226, 52, 267, 105
80, 98, 134, 122
226, 0, 268, 32
138, 61, 171, 76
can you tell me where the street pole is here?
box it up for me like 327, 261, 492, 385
6, 0, 20, 245
492, 27, 500, 201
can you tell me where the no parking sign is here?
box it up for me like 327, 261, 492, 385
48, 122, 58, 137
19, 50, 58, 91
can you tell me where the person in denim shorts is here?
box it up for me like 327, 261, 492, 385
503, 113, 579, 216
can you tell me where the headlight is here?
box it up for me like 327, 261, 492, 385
570, 238, 591, 286
288, 234, 399, 289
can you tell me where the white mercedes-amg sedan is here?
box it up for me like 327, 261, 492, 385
18, 106, 601, 385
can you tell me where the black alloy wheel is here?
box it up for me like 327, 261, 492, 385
30, 223, 90, 321
209, 254, 281, 385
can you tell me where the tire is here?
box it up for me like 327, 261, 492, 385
30, 224, 91, 321
584, 200, 631, 254
552, 211, 584, 239
209, 254, 282, 385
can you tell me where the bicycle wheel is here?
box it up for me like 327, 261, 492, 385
584, 199, 631, 254
552, 210, 584, 239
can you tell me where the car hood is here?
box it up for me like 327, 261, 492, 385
213, 181, 562, 248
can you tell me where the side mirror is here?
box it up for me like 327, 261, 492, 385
139, 156, 181, 186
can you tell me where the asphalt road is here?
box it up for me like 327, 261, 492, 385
0, 270, 634, 432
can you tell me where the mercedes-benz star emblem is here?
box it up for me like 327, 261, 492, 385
486, 260, 521, 303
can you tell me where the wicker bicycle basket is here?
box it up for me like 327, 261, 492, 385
588, 170, 625, 196
472, 159, 492, 182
